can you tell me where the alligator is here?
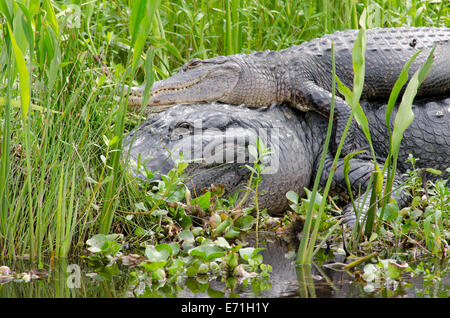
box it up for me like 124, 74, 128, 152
126, 27, 450, 155
123, 97, 450, 224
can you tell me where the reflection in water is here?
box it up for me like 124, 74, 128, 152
0, 236, 448, 298
0, 258, 132, 298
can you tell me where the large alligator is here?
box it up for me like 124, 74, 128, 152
123, 98, 450, 224
127, 27, 450, 155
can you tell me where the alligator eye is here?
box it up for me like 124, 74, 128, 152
171, 121, 193, 140
175, 122, 192, 129
185, 58, 202, 70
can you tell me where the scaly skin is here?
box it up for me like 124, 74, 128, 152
361, 98, 450, 176
123, 98, 450, 223
128, 27, 450, 155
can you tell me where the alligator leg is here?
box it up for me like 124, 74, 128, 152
319, 153, 410, 226
294, 79, 367, 157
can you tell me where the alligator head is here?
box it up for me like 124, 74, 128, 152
128, 55, 279, 108
123, 102, 316, 215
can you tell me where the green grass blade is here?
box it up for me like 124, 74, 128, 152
0, 43, 12, 243
297, 42, 337, 265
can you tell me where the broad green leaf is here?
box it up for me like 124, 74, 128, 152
86, 234, 122, 255
0, 0, 13, 25
131, 0, 161, 73
141, 47, 155, 108
43, 0, 59, 36
224, 228, 241, 239
425, 168, 442, 175
6, 22, 30, 120
302, 188, 323, 212
141, 261, 166, 272
391, 46, 436, 158
27, 0, 41, 19
213, 218, 231, 235
145, 244, 170, 262
129, 0, 147, 45
191, 191, 211, 210
214, 237, 231, 249
179, 229, 195, 244
16, 3, 34, 55
12, 8, 28, 54
234, 215, 254, 231
385, 50, 423, 135
189, 244, 225, 262
45, 27, 60, 93
286, 190, 299, 205
248, 144, 258, 160
352, 27, 366, 103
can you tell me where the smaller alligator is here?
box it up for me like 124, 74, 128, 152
127, 27, 450, 155
123, 98, 450, 224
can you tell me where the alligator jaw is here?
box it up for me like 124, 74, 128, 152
128, 57, 242, 107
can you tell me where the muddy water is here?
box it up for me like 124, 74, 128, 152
0, 237, 448, 298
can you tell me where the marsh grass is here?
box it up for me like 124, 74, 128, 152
0, 0, 448, 261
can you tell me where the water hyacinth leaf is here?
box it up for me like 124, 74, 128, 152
213, 218, 232, 235
239, 247, 264, 263
383, 202, 399, 222
86, 235, 105, 253
386, 261, 408, 279
197, 263, 209, 274
151, 268, 166, 280
145, 244, 171, 262
224, 228, 241, 239
141, 261, 166, 272
286, 190, 299, 205
189, 244, 225, 262
134, 202, 146, 211
362, 263, 378, 282
191, 191, 211, 211
179, 229, 195, 244
234, 215, 254, 231
225, 251, 239, 270
168, 242, 180, 256
214, 237, 232, 249
86, 234, 123, 254
301, 188, 323, 212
